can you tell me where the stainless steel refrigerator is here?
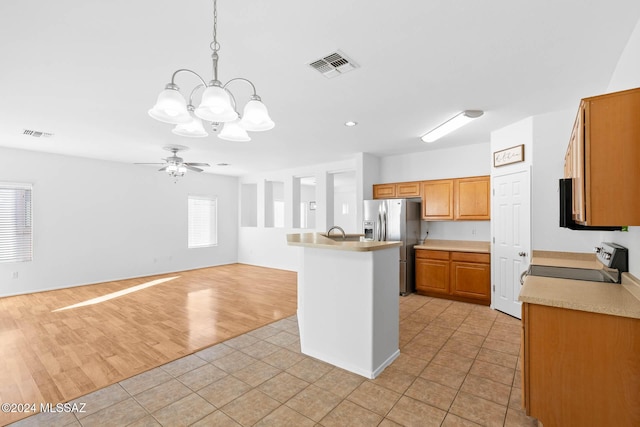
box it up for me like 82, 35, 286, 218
363, 199, 421, 295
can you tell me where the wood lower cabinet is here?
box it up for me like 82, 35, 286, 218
416, 250, 450, 295
450, 252, 491, 300
522, 303, 640, 426
415, 249, 490, 305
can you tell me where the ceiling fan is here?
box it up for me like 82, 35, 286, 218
135, 145, 210, 177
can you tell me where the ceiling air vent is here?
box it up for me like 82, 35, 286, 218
308, 50, 358, 79
23, 129, 54, 138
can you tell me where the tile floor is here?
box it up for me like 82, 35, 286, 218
9, 295, 538, 427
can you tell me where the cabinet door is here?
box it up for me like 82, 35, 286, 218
373, 184, 396, 199
450, 261, 490, 302
571, 104, 586, 223
523, 303, 640, 426
421, 180, 454, 220
455, 176, 490, 220
396, 182, 421, 198
583, 88, 640, 226
416, 254, 450, 295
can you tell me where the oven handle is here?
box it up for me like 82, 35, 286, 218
520, 270, 528, 286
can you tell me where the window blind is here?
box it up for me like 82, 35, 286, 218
0, 183, 33, 263
188, 196, 217, 248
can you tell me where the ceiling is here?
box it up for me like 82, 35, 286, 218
1, 0, 639, 176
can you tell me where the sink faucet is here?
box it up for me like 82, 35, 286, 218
326, 225, 346, 240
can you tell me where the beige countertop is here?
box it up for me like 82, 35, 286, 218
519, 250, 640, 319
286, 233, 402, 252
415, 239, 490, 253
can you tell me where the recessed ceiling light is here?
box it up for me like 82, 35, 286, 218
344, 121, 358, 127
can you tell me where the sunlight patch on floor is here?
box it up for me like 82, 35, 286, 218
52, 276, 180, 312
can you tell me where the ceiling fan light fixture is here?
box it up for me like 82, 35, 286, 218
219, 118, 251, 142
240, 98, 275, 131
420, 110, 484, 143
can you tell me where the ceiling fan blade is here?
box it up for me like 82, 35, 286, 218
158, 166, 168, 172
183, 164, 203, 172
184, 162, 210, 167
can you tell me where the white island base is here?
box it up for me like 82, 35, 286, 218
289, 234, 400, 379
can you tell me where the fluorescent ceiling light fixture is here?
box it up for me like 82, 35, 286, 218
420, 110, 484, 143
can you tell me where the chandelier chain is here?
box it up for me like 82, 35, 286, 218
212, 0, 219, 52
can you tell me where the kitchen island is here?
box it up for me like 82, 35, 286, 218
287, 233, 401, 379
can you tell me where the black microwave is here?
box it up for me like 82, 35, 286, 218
559, 178, 622, 231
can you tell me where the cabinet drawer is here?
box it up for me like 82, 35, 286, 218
416, 250, 450, 260
451, 251, 490, 263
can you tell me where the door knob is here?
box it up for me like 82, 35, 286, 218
518, 252, 527, 257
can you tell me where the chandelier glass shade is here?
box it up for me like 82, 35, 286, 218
172, 109, 208, 138
219, 117, 251, 142
148, 0, 274, 141
149, 87, 192, 124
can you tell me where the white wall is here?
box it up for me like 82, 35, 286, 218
238, 158, 360, 271
603, 17, 640, 278
0, 147, 238, 297
530, 110, 602, 252
379, 143, 491, 183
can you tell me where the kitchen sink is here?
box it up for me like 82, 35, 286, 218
322, 234, 363, 242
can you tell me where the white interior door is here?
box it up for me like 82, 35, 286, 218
492, 170, 531, 319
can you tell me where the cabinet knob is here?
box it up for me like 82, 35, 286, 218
518, 252, 527, 257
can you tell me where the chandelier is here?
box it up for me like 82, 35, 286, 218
148, 0, 274, 142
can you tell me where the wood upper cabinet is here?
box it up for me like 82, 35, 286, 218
421, 176, 490, 221
373, 184, 396, 199
565, 87, 640, 226
522, 303, 640, 426
455, 176, 490, 220
396, 181, 421, 198
415, 249, 490, 305
373, 181, 421, 199
421, 180, 454, 220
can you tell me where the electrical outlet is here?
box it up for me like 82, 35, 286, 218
11, 272, 18, 279
471, 228, 477, 235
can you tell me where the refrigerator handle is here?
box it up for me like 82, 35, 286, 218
377, 212, 382, 241
382, 210, 387, 241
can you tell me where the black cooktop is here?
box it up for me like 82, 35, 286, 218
527, 265, 619, 283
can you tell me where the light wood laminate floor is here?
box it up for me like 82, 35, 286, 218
0, 264, 297, 425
